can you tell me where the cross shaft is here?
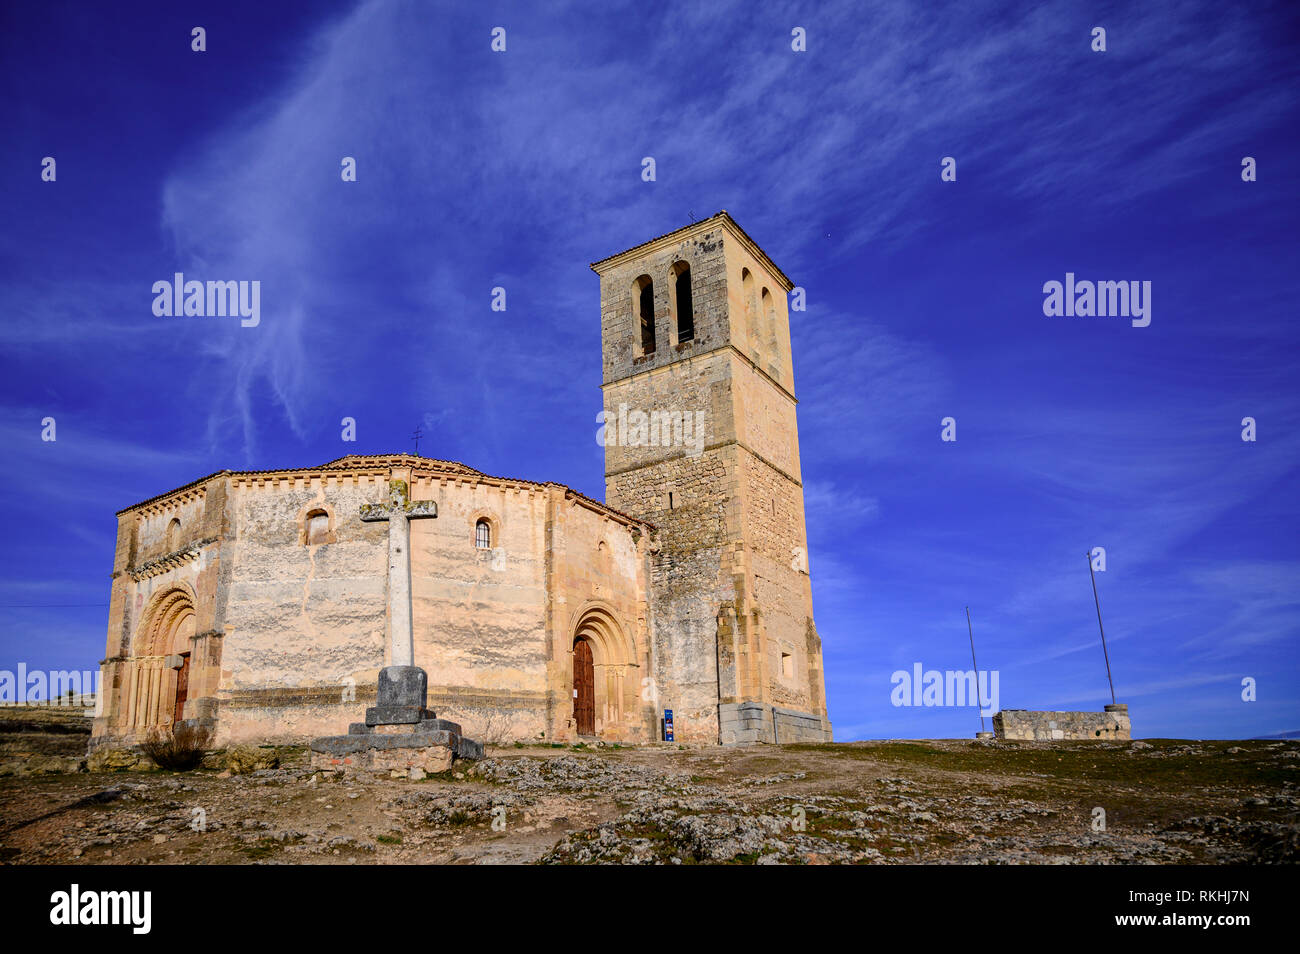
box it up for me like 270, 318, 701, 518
360, 479, 436, 667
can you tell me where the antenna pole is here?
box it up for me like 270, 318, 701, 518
966, 606, 986, 734
1087, 552, 1117, 705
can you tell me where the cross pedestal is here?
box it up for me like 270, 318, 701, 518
310, 478, 484, 775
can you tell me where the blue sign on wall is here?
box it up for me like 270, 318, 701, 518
663, 708, 674, 742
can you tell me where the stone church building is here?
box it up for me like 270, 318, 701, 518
92, 212, 832, 749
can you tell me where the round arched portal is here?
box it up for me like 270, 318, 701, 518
125, 586, 198, 730
138, 587, 196, 657
570, 606, 637, 739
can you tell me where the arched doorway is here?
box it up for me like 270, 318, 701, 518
124, 586, 197, 731
573, 637, 595, 735
568, 605, 638, 740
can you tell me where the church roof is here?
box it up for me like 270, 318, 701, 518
589, 210, 794, 291
115, 453, 653, 529
319, 453, 482, 475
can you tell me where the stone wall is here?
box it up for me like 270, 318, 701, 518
93, 475, 230, 747
217, 472, 390, 744
93, 458, 657, 749
596, 213, 831, 744
993, 705, 1131, 741
409, 475, 550, 744
543, 491, 655, 743
599, 226, 736, 743
719, 701, 834, 745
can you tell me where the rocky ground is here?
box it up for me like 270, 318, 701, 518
0, 706, 1296, 864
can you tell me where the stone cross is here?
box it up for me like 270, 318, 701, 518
360, 479, 437, 668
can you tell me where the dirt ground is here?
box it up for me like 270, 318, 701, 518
1, 706, 1296, 865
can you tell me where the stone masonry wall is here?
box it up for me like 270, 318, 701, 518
722, 233, 826, 726
408, 475, 550, 744
994, 706, 1132, 741
545, 492, 654, 743
601, 227, 737, 743
95, 461, 656, 749
93, 477, 230, 747
217, 474, 390, 744
597, 214, 831, 742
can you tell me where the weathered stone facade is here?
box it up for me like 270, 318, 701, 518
993, 704, 1131, 741
92, 213, 831, 749
594, 212, 831, 744
93, 456, 655, 748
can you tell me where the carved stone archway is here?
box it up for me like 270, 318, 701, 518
569, 604, 639, 739
122, 585, 197, 731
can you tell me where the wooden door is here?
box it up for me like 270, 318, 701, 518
573, 639, 594, 735
172, 653, 191, 726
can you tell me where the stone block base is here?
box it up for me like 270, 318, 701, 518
353, 718, 463, 736
308, 665, 484, 776
365, 705, 436, 726
718, 702, 833, 745
310, 738, 454, 775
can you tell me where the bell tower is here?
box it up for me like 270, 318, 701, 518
591, 212, 831, 744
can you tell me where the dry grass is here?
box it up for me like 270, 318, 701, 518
139, 723, 212, 771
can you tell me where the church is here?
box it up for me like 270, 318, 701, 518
91, 212, 833, 749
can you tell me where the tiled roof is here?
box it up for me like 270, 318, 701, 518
320, 453, 482, 474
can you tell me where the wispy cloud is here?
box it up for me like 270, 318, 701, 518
154, 0, 1291, 455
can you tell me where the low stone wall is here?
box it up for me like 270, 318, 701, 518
718, 702, 833, 745
993, 704, 1131, 741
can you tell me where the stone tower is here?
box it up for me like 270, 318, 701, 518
592, 212, 832, 744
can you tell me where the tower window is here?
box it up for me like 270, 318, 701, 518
305, 509, 330, 545
634, 275, 656, 355
165, 517, 181, 551
475, 519, 492, 549
761, 286, 777, 356
741, 268, 758, 350
672, 262, 694, 344
781, 652, 794, 678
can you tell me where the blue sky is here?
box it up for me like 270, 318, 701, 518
1, 0, 1297, 738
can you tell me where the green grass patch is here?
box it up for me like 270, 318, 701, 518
783, 740, 1293, 789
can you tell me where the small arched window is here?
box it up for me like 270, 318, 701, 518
741, 268, 757, 348
761, 287, 776, 347
305, 509, 330, 545
634, 274, 655, 355
165, 517, 181, 551
475, 519, 492, 549
672, 262, 694, 344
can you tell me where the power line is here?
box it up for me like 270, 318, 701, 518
0, 603, 108, 609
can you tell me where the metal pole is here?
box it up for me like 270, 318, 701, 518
1087, 552, 1117, 705
966, 606, 986, 734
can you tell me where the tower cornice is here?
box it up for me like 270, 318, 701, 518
590, 211, 794, 292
